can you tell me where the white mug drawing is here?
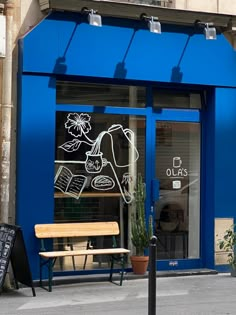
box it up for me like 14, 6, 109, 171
173, 157, 182, 168
85, 152, 108, 174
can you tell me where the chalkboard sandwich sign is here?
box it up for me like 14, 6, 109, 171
0, 223, 35, 296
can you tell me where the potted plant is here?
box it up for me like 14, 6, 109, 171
218, 224, 236, 276
130, 173, 153, 274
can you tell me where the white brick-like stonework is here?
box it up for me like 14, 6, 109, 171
219, 0, 236, 15
185, 0, 217, 13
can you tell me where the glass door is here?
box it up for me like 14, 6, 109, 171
154, 121, 201, 264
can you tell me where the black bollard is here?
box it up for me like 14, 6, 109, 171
148, 235, 157, 315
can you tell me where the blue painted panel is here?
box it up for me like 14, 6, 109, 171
16, 75, 56, 278
215, 88, 236, 218
154, 109, 200, 122
151, 179, 160, 203
21, 12, 236, 87
201, 89, 215, 268
56, 104, 147, 116
145, 108, 154, 220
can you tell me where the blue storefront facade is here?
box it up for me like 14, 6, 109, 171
17, 10, 236, 280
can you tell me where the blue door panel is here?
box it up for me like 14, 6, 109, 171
215, 88, 236, 218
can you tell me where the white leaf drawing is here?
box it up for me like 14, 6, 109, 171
59, 139, 82, 152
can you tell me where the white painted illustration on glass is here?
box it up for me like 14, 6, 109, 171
55, 113, 139, 203
166, 156, 188, 178
173, 157, 182, 168
165, 156, 188, 189
91, 175, 115, 190
54, 166, 87, 199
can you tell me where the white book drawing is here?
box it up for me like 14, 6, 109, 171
54, 166, 87, 199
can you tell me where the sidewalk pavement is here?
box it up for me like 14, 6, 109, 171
1, 271, 236, 315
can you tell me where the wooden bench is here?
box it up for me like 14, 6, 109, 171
34, 221, 130, 292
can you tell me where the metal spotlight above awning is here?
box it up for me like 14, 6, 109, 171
38, 0, 235, 28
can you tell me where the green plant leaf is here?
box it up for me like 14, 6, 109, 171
131, 173, 153, 256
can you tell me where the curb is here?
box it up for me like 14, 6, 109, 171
33, 268, 218, 288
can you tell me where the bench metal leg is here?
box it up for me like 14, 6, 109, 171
83, 239, 93, 270
69, 241, 76, 271
48, 258, 53, 292
119, 255, 125, 286
109, 254, 126, 286
109, 256, 114, 283
83, 254, 88, 270
39, 256, 56, 292
32, 287, 36, 297
39, 257, 43, 287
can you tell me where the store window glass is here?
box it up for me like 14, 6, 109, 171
155, 122, 201, 260
54, 112, 145, 271
153, 89, 202, 109
56, 81, 146, 107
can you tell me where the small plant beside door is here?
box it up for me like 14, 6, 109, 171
218, 224, 236, 276
130, 173, 153, 274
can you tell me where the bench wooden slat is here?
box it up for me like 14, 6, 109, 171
35, 221, 119, 238
39, 248, 130, 258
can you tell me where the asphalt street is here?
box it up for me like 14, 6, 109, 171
1, 273, 236, 315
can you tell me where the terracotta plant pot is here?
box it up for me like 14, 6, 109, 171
130, 256, 149, 275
